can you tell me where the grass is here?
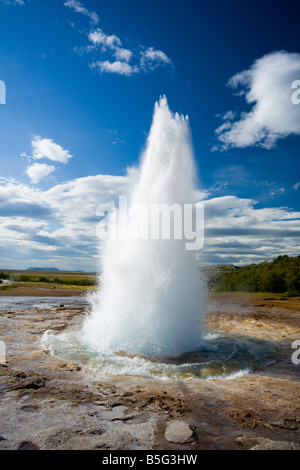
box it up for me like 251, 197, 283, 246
0, 270, 98, 288
0, 285, 17, 291
209, 291, 286, 298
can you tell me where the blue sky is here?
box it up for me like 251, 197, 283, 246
0, 0, 299, 270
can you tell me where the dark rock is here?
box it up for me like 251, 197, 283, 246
24, 378, 45, 390
20, 405, 38, 413
17, 441, 40, 450
16, 372, 27, 379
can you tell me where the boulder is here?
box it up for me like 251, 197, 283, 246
165, 420, 195, 444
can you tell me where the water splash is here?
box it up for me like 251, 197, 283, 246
82, 96, 204, 357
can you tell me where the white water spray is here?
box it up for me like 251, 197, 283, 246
82, 96, 204, 357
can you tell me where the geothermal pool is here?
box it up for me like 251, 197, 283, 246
42, 327, 278, 381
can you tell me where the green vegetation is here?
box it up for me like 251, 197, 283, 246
0, 272, 10, 280
0, 270, 97, 287
52, 277, 97, 287
0, 285, 17, 291
209, 255, 300, 296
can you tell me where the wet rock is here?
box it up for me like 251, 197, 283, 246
51, 323, 67, 331
61, 363, 81, 372
165, 420, 195, 444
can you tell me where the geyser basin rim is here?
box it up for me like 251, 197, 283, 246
42, 328, 279, 381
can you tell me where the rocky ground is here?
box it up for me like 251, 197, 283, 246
0, 293, 299, 450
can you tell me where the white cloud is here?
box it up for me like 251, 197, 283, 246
88, 29, 122, 49
64, 0, 99, 24
32, 136, 72, 164
87, 29, 138, 75
0, 173, 299, 270
87, 41, 172, 76
114, 47, 133, 63
66, 2, 172, 77
221, 110, 235, 121
215, 51, 300, 150
140, 47, 172, 71
0, 174, 131, 270
26, 163, 55, 184
199, 195, 300, 265
90, 60, 138, 77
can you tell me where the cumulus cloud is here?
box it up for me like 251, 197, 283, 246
114, 47, 133, 63
0, 174, 131, 270
26, 163, 55, 184
90, 60, 138, 77
31, 136, 72, 164
0, 178, 53, 219
88, 29, 122, 49
215, 51, 300, 150
21, 136, 73, 185
87, 29, 139, 76
199, 195, 300, 265
64, 0, 99, 24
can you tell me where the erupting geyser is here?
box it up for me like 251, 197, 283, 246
82, 96, 204, 357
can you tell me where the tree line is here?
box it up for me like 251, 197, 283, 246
209, 255, 300, 295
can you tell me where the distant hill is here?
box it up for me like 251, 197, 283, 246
26, 267, 60, 272
201, 264, 240, 291
26, 267, 88, 273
